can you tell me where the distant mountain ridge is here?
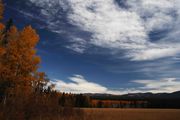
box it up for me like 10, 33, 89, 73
86, 91, 180, 100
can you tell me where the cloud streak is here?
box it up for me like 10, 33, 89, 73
51, 74, 133, 95
133, 78, 180, 93
27, 0, 180, 61
51, 75, 180, 95
51, 74, 107, 94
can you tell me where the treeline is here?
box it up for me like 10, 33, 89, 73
0, 87, 88, 119
90, 100, 148, 108
88, 93, 180, 109
89, 99, 180, 108
146, 99, 180, 109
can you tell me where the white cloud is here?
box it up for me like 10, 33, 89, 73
127, 0, 176, 32
28, 0, 180, 61
133, 78, 180, 93
51, 75, 180, 94
65, 38, 87, 53
68, 0, 147, 49
130, 46, 180, 61
51, 74, 135, 95
51, 74, 107, 94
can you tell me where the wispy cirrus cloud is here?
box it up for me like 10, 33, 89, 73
130, 46, 180, 61
65, 38, 87, 54
26, 0, 180, 61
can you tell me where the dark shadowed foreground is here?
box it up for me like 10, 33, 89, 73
83, 108, 180, 120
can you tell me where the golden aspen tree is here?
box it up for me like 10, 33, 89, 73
0, 26, 42, 96
0, 0, 47, 103
0, 0, 43, 97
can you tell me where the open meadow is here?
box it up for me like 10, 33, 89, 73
82, 108, 180, 120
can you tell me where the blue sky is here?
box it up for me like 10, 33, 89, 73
4, 0, 180, 94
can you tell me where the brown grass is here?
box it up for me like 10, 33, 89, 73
82, 108, 180, 120
2, 108, 179, 120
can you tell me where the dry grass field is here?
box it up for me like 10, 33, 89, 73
82, 108, 180, 120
